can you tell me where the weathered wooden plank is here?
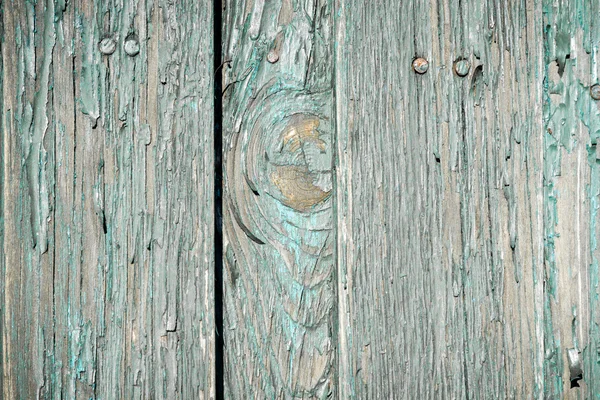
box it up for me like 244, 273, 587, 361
221, 0, 336, 397
1, 1, 57, 397
543, 0, 600, 397
1, 1, 214, 398
335, 0, 546, 398
4, 0, 600, 398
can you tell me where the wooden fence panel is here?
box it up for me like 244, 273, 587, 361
2, 0, 600, 398
543, 0, 600, 397
221, 0, 336, 397
1, 1, 214, 398
335, 0, 547, 398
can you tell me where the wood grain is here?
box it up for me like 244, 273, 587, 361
335, 0, 547, 398
544, 0, 600, 397
1, 1, 215, 398
221, 0, 336, 397
3, 0, 600, 398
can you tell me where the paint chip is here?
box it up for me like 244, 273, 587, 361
566, 348, 583, 388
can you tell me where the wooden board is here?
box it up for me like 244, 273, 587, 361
543, 0, 600, 397
221, 0, 336, 397
1, 0, 214, 398
334, 0, 600, 398
335, 0, 548, 398
3, 0, 600, 398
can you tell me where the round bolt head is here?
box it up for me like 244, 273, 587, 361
412, 57, 429, 74
124, 34, 140, 57
267, 50, 279, 64
454, 59, 470, 77
98, 37, 117, 55
591, 84, 600, 100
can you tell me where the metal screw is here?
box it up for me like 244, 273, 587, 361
98, 37, 117, 55
124, 34, 140, 57
591, 84, 600, 100
412, 57, 429, 74
454, 59, 470, 77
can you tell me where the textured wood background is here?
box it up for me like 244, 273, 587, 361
221, 0, 335, 397
2, 0, 600, 398
1, 0, 214, 398
335, 0, 545, 397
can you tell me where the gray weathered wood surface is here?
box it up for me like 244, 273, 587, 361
333, 0, 599, 398
1, 0, 214, 398
544, 0, 600, 397
335, 0, 546, 398
221, 0, 335, 397
3, 0, 600, 398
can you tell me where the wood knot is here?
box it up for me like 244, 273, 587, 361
226, 87, 333, 244
270, 115, 331, 212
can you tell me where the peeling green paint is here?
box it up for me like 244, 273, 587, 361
2, 0, 214, 398
3, 0, 600, 398
543, 0, 600, 397
222, 0, 335, 397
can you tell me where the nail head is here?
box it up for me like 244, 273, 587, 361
267, 50, 279, 64
124, 34, 140, 57
412, 57, 429, 74
591, 84, 600, 100
454, 59, 470, 77
98, 37, 117, 55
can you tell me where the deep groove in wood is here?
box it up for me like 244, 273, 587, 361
214, 0, 225, 397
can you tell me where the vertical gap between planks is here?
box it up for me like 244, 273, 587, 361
213, 0, 224, 397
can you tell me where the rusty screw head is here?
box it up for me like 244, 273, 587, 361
454, 59, 470, 77
591, 84, 600, 100
98, 37, 117, 55
412, 57, 429, 74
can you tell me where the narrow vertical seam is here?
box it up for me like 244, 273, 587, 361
213, 0, 225, 397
